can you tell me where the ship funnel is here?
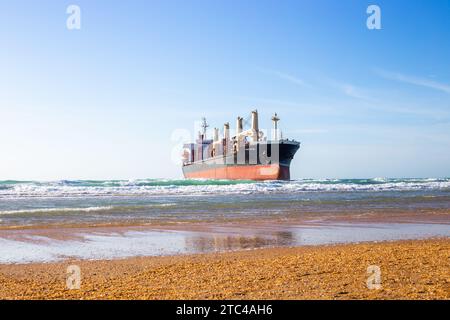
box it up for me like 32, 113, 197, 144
271, 113, 280, 141
251, 109, 259, 142
236, 116, 243, 136
213, 127, 219, 142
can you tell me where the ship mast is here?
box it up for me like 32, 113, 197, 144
201, 117, 209, 139
271, 113, 280, 141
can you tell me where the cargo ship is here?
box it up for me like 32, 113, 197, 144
182, 110, 300, 180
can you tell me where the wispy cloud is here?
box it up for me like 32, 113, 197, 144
289, 128, 329, 134
324, 77, 370, 100
337, 83, 369, 100
236, 96, 339, 116
257, 68, 308, 87
375, 69, 450, 94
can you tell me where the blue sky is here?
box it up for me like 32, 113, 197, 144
0, 0, 449, 180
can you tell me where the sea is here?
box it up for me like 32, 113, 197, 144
1, 178, 450, 227
0, 178, 449, 263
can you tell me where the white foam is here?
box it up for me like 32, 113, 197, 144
0, 206, 114, 215
0, 179, 449, 198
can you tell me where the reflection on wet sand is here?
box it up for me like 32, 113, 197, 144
185, 231, 295, 252
0, 222, 449, 264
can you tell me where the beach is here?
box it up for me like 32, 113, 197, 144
0, 238, 448, 300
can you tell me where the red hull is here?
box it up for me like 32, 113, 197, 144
183, 164, 290, 180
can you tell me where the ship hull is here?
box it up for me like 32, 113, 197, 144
182, 140, 299, 181
183, 163, 290, 180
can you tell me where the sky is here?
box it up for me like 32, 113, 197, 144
0, 0, 449, 180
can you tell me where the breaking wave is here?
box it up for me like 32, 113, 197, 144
0, 178, 449, 198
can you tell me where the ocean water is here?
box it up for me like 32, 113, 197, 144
0, 178, 449, 228
0, 178, 449, 263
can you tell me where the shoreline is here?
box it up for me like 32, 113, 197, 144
0, 238, 448, 299
1, 207, 449, 231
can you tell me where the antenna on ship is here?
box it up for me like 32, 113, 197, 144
271, 113, 280, 141
201, 117, 209, 138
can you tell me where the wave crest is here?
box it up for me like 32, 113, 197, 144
0, 178, 448, 198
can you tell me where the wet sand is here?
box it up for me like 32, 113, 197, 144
1, 220, 449, 264
0, 238, 448, 300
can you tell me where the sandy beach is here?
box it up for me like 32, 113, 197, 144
0, 238, 448, 300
